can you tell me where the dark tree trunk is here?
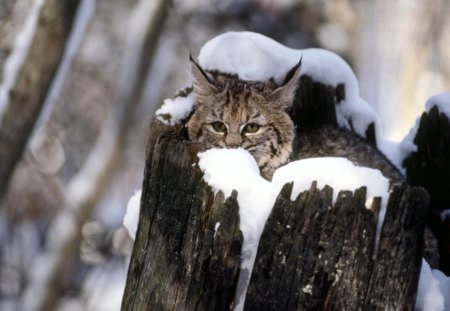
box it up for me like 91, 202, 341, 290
245, 184, 427, 311
403, 106, 450, 274
122, 75, 431, 310
122, 120, 428, 310
121, 122, 243, 311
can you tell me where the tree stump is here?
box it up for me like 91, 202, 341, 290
122, 75, 430, 310
121, 122, 243, 310
245, 183, 427, 310
122, 121, 428, 310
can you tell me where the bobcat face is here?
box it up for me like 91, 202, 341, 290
187, 57, 301, 178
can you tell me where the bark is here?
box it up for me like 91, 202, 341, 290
403, 106, 450, 274
122, 120, 428, 310
121, 122, 243, 311
122, 73, 429, 309
242, 184, 427, 310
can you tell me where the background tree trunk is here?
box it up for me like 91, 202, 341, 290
0, 0, 79, 201
18, 0, 172, 309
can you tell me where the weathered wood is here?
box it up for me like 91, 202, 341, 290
122, 71, 431, 310
245, 183, 427, 310
364, 186, 428, 309
122, 120, 429, 310
403, 106, 450, 274
121, 121, 243, 311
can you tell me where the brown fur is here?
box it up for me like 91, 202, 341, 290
187, 58, 301, 178
186, 58, 439, 265
293, 126, 404, 185
187, 58, 404, 185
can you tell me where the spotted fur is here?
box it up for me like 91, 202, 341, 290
187, 58, 301, 179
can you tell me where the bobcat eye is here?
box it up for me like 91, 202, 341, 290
211, 121, 227, 133
243, 123, 260, 134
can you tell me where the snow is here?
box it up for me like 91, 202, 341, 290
425, 92, 450, 119
397, 92, 450, 167
377, 92, 450, 173
441, 210, 450, 222
198, 32, 381, 142
432, 269, 450, 311
123, 189, 142, 240
198, 148, 390, 311
214, 222, 221, 238
155, 31, 381, 143
416, 259, 445, 311
155, 92, 195, 125
378, 139, 405, 172
302, 284, 313, 295
0, 0, 45, 127
272, 157, 388, 205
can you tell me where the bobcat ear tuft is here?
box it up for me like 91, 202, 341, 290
269, 58, 302, 109
190, 55, 216, 98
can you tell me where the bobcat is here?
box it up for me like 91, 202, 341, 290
186, 56, 438, 266
187, 57, 403, 183
187, 56, 300, 179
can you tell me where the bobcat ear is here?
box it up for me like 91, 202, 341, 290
269, 58, 302, 109
190, 54, 216, 98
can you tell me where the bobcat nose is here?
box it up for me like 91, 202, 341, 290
225, 134, 242, 148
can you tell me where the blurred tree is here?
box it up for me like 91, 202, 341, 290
0, 0, 79, 202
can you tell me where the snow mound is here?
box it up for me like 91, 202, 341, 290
272, 157, 388, 205
155, 31, 381, 143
